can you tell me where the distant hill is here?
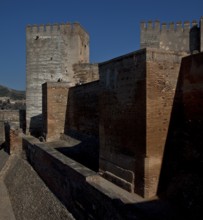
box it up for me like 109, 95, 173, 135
0, 85, 25, 100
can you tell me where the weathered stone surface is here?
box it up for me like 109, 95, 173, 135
26, 23, 89, 135
73, 63, 99, 84
0, 110, 21, 128
140, 17, 203, 54
8, 125, 24, 155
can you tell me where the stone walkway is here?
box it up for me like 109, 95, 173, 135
0, 149, 16, 220
0, 149, 74, 220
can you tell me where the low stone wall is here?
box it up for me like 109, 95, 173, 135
0, 110, 19, 126
0, 110, 25, 131
22, 136, 154, 220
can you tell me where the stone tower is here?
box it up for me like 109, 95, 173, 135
140, 17, 203, 54
26, 22, 89, 135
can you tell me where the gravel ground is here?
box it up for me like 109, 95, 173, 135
2, 155, 75, 220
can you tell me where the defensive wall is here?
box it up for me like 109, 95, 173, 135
72, 63, 99, 85
42, 80, 100, 140
40, 47, 186, 198
42, 80, 100, 171
5, 17, 200, 218
157, 52, 203, 219
140, 17, 203, 53
65, 80, 100, 138
99, 48, 186, 198
17, 50, 203, 219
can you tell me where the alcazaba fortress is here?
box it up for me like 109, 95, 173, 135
0, 17, 203, 219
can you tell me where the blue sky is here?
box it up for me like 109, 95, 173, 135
0, 0, 203, 90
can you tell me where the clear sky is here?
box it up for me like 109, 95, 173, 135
0, 0, 203, 90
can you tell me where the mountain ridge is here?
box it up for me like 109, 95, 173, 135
0, 85, 25, 100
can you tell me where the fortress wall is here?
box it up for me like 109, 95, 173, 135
157, 52, 203, 218
98, 49, 185, 198
26, 23, 89, 135
65, 80, 100, 138
42, 82, 70, 142
145, 48, 184, 197
99, 50, 147, 195
72, 63, 99, 84
140, 20, 201, 53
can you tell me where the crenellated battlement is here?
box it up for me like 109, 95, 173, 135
26, 22, 88, 36
140, 20, 199, 32
140, 17, 203, 54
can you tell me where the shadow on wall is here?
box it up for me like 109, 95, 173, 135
157, 53, 203, 220
189, 25, 200, 54
62, 83, 100, 172
19, 109, 26, 133
56, 132, 99, 172
29, 114, 43, 137
64, 82, 100, 138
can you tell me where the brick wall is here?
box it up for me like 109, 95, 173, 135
65, 81, 100, 138
42, 82, 69, 142
158, 52, 203, 219
145, 49, 184, 197
99, 50, 147, 194
99, 48, 184, 198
